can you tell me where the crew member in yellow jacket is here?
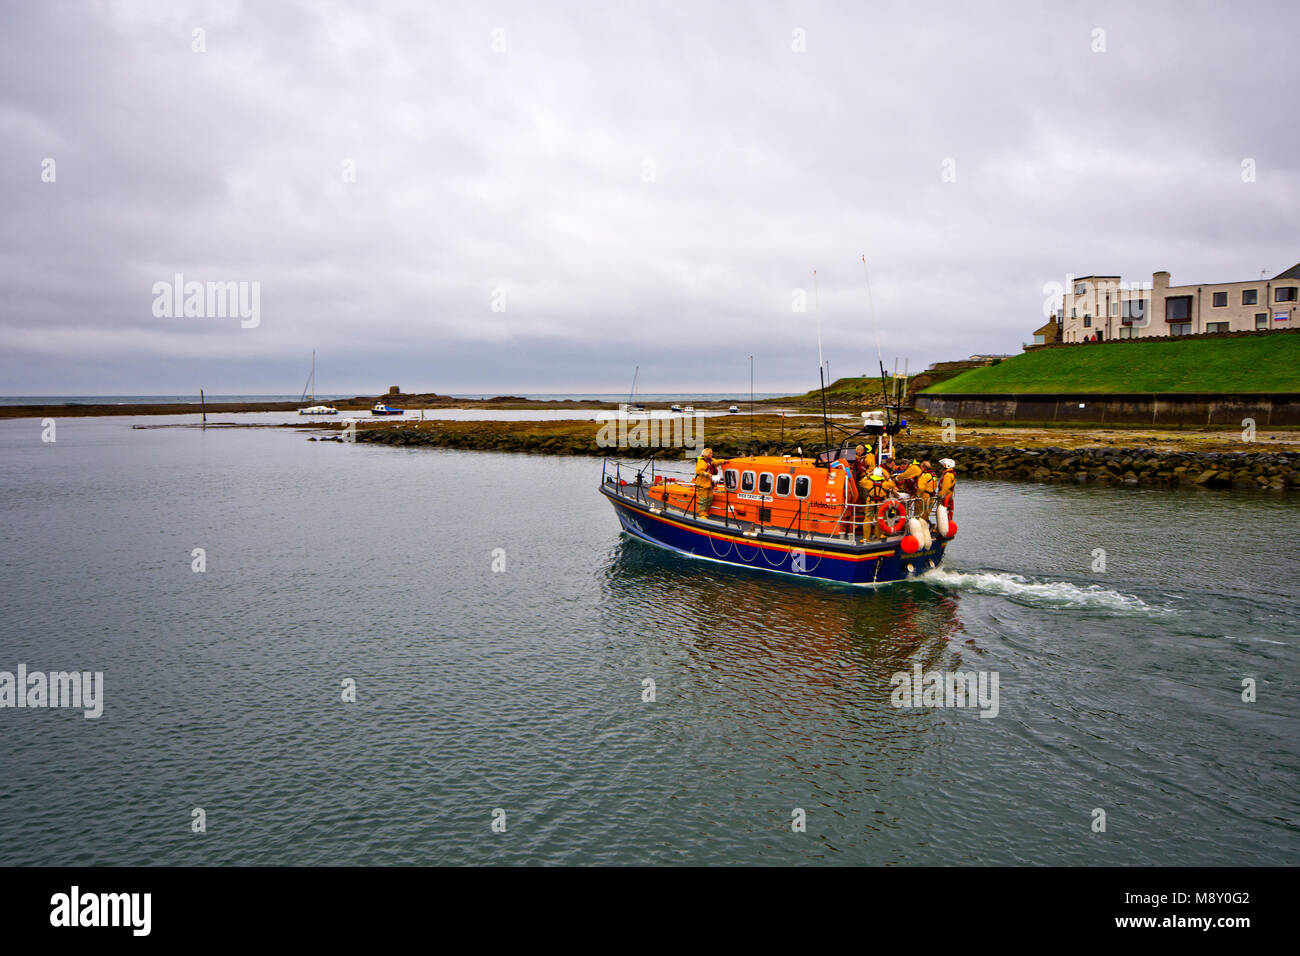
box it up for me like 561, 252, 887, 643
938, 458, 957, 509
694, 447, 721, 517
916, 461, 937, 520
858, 467, 896, 541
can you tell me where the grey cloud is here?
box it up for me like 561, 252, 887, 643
1, 0, 1296, 394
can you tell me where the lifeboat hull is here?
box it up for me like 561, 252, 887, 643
603, 489, 947, 586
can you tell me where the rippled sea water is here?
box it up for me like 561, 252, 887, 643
0, 416, 1296, 865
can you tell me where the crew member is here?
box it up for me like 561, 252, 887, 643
894, 458, 922, 496
851, 443, 876, 482
850, 443, 876, 537
858, 466, 896, 541
938, 458, 956, 513
916, 461, 937, 520
695, 447, 721, 517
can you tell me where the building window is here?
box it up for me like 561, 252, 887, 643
1166, 296, 1192, 322
1083, 315, 1092, 327
1075, 283, 1087, 295
793, 475, 811, 499
1243, 289, 1258, 305
1118, 327, 1134, 339
1206, 321, 1229, 333
758, 473, 773, 495
1277, 286, 1298, 302
1255, 313, 1269, 329
741, 471, 755, 492
1122, 299, 1148, 322
1070, 308, 1077, 318
1110, 301, 1118, 316
1170, 322, 1192, 336
775, 474, 792, 497
1212, 291, 1227, 308
1033, 334, 1045, 345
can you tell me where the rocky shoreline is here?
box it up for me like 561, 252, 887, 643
344, 424, 1300, 491
887, 444, 1300, 491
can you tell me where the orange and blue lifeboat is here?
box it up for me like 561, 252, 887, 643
600, 454, 954, 585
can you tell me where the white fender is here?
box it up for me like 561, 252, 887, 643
936, 505, 950, 538
907, 517, 928, 550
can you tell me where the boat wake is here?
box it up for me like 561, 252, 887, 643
917, 568, 1172, 615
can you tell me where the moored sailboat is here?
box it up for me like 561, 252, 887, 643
297, 352, 338, 415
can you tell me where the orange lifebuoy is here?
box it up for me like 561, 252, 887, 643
876, 498, 906, 536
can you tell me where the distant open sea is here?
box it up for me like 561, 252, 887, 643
0, 393, 789, 405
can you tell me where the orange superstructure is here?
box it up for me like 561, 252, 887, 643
648, 454, 861, 537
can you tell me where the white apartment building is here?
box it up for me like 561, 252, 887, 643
1055, 263, 1299, 343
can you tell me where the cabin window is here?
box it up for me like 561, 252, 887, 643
794, 475, 811, 498
741, 471, 755, 492
724, 469, 738, 490
758, 473, 773, 495
775, 474, 792, 497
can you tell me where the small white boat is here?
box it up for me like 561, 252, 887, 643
683, 406, 695, 414
670, 404, 683, 413
297, 352, 337, 415
728, 405, 740, 413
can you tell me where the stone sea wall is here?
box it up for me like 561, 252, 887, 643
897, 443, 1300, 490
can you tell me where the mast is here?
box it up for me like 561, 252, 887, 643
300, 351, 316, 404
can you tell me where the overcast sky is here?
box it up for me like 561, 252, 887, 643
2, 0, 1297, 396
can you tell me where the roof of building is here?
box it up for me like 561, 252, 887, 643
1031, 319, 1058, 336
1274, 262, 1300, 281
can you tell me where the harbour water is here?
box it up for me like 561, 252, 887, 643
0, 415, 1296, 865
